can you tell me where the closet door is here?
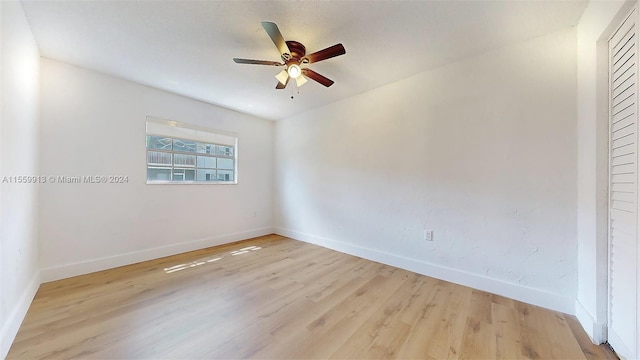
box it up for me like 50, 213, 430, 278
609, 6, 638, 359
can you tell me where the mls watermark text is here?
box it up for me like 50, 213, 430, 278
2, 175, 129, 184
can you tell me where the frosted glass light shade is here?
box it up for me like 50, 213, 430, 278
287, 64, 301, 78
296, 75, 307, 87
275, 70, 289, 85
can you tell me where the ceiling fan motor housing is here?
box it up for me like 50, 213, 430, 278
285, 41, 307, 64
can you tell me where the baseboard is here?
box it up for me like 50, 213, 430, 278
575, 300, 606, 344
40, 227, 275, 282
1, 271, 40, 360
609, 328, 634, 360
275, 227, 575, 315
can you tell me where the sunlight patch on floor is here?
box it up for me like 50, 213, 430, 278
163, 246, 262, 273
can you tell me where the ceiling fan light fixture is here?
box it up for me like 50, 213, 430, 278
275, 69, 289, 85
287, 64, 302, 79
295, 75, 308, 87
234, 22, 345, 90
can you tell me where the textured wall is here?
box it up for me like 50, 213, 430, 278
39, 59, 274, 280
275, 29, 577, 311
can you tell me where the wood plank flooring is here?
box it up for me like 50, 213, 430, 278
7, 234, 615, 359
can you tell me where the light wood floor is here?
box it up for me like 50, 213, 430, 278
8, 234, 616, 359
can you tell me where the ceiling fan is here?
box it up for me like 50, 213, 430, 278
233, 22, 346, 89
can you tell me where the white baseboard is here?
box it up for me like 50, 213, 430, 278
575, 300, 606, 344
275, 227, 575, 315
1, 271, 40, 360
40, 227, 275, 282
609, 328, 634, 360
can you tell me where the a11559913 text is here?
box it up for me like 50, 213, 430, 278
2, 175, 129, 184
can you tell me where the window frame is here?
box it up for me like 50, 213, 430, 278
145, 117, 238, 185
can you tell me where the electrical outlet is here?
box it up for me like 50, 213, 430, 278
424, 229, 433, 241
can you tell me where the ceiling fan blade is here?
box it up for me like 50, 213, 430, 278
301, 68, 334, 87
261, 22, 290, 58
304, 44, 346, 64
276, 78, 289, 89
233, 58, 284, 66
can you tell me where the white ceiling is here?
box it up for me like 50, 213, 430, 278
21, 0, 587, 121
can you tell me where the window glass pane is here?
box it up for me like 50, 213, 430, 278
146, 121, 237, 184
147, 135, 172, 150
173, 139, 197, 153
147, 151, 172, 165
217, 157, 234, 170
217, 170, 234, 182
216, 145, 234, 157
174, 154, 196, 167
197, 143, 216, 154
147, 167, 172, 181
197, 169, 216, 181
173, 168, 195, 181
197, 156, 216, 169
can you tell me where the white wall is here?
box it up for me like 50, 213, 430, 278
575, 0, 632, 346
0, 1, 41, 358
275, 29, 577, 313
39, 59, 274, 281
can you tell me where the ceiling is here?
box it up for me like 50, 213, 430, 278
20, 0, 588, 121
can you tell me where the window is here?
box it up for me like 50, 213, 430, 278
146, 118, 237, 184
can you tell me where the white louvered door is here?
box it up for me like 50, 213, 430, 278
609, 7, 638, 359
